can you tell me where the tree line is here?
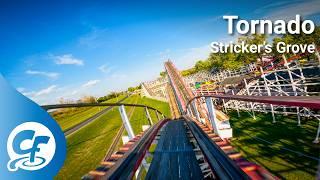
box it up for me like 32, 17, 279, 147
160, 25, 320, 77
97, 91, 125, 103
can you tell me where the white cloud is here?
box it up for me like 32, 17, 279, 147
256, 0, 320, 20
35, 85, 58, 96
158, 49, 171, 56
70, 90, 78, 95
111, 73, 127, 79
169, 37, 238, 70
26, 70, 60, 79
172, 45, 211, 69
22, 85, 58, 98
78, 28, 109, 49
82, 80, 100, 88
22, 91, 36, 97
98, 64, 112, 73
52, 54, 84, 66
21, 80, 102, 105
17, 87, 25, 93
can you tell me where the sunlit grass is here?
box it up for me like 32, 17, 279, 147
229, 111, 319, 179
55, 95, 170, 179
56, 95, 138, 179
52, 94, 127, 131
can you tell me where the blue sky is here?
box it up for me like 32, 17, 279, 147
0, 0, 320, 104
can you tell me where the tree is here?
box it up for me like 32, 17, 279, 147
160, 71, 166, 77
127, 85, 141, 92
208, 53, 224, 69
97, 91, 125, 103
128, 87, 135, 92
272, 25, 320, 59
194, 60, 212, 71
80, 96, 96, 103
222, 52, 243, 70
238, 34, 267, 63
181, 25, 320, 76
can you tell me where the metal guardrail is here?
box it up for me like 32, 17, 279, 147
42, 102, 166, 117
42, 102, 160, 110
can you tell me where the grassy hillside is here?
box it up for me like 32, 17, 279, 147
52, 94, 127, 131
56, 95, 170, 179
129, 97, 170, 134
229, 111, 319, 179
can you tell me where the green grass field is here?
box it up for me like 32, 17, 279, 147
54, 92, 319, 179
52, 94, 127, 131
55, 95, 170, 179
53, 107, 102, 131
129, 97, 170, 134
228, 111, 319, 179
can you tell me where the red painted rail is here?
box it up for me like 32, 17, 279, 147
186, 95, 320, 111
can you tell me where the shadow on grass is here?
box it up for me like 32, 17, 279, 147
228, 111, 319, 178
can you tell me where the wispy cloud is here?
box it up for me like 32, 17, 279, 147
158, 49, 171, 60
79, 27, 109, 49
172, 45, 211, 69
26, 70, 60, 79
22, 80, 103, 105
52, 54, 84, 66
111, 73, 127, 79
255, 0, 320, 20
35, 85, 58, 96
82, 80, 100, 88
17, 87, 26, 93
98, 64, 112, 73
22, 91, 36, 97
23, 85, 58, 97
70, 90, 78, 95
21, 85, 59, 105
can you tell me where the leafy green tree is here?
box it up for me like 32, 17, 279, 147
160, 71, 166, 77
97, 91, 125, 103
272, 25, 320, 59
194, 60, 212, 71
128, 87, 135, 92
127, 85, 141, 92
207, 53, 224, 69
238, 34, 267, 63
180, 25, 320, 76
222, 52, 243, 70
181, 68, 196, 76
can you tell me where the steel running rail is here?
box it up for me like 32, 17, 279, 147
185, 94, 320, 114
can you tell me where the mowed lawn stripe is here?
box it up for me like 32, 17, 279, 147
54, 107, 101, 131
126, 97, 170, 135
53, 94, 127, 131
56, 95, 139, 179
